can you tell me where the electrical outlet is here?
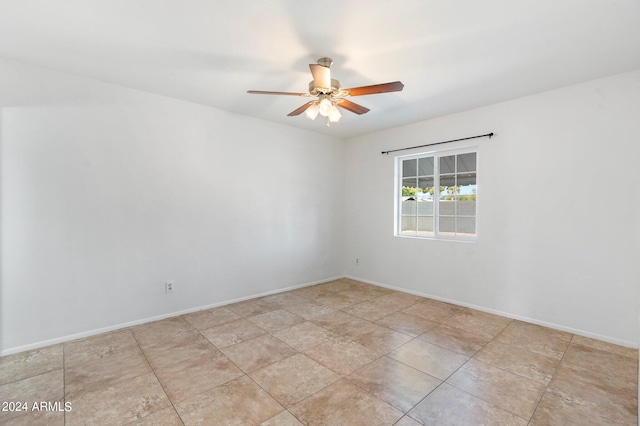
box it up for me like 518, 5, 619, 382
356, 258, 359, 265
165, 281, 175, 293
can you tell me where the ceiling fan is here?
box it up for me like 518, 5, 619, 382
247, 57, 404, 126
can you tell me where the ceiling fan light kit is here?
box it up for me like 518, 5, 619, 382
247, 57, 404, 127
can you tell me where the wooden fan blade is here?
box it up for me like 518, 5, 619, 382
247, 90, 307, 96
335, 99, 370, 115
309, 64, 331, 89
343, 81, 404, 97
287, 101, 314, 116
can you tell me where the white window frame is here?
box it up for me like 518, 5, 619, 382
394, 146, 479, 241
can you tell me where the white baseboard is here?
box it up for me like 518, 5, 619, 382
0, 275, 342, 356
4, 273, 637, 356
345, 274, 640, 350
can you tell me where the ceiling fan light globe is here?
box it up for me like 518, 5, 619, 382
329, 105, 341, 122
305, 103, 320, 120
319, 98, 333, 116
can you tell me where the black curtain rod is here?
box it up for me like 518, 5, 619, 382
381, 132, 494, 155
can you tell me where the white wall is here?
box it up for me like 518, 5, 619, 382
344, 70, 640, 346
2, 58, 638, 354
0, 59, 345, 354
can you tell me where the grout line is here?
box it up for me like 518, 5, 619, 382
129, 328, 186, 425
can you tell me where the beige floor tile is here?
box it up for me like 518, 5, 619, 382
313, 292, 366, 309
402, 299, 464, 322
442, 310, 510, 340
140, 332, 219, 370
388, 339, 468, 380
493, 320, 572, 360
347, 356, 441, 413
375, 291, 422, 306
250, 353, 340, 406
314, 280, 354, 293
182, 306, 240, 330
131, 316, 195, 347
562, 342, 638, 384
0, 370, 64, 422
0, 345, 62, 385
375, 311, 437, 337
0, 404, 65, 426
530, 387, 637, 426
282, 301, 338, 320
260, 292, 308, 307
65, 373, 171, 425
339, 285, 392, 301
175, 375, 282, 425
547, 362, 637, 418
343, 322, 413, 357
473, 340, 560, 385
394, 415, 423, 426
417, 323, 490, 357
289, 379, 403, 426
303, 337, 378, 376
220, 334, 297, 373
447, 359, 546, 419
154, 351, 243, 402
64, 330, 138, 367
342, 298, 407, 321
200, 318, 266, 348
128, 406, 184, 426
65, 347, 151, 398
364, 293, 421, 315
288, 285, 336, 300
571, 335, 638, 359
246, 309, 304, 333
408, 382, 529, 425
459, 308, 513, 325
225, 298, 278, 317
311, 310, 372, 335
260, 410, 303, 425
272, 321, 340, 351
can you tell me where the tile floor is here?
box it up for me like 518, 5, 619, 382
0, 279, 637, 425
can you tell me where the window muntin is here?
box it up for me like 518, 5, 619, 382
397, 149, 477, 240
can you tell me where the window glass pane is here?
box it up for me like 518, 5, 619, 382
440, 155, 455, 174
456, 217, 476, 235
402, 159, 417, 177
402, 178, 417, 198
440, 199, 455, 215
417, 177, 434, 196
439, 175, 455, 188
440, 175, 456, 191
457, 172, 476, 188
456, 197, 476, 216
418, 157, 434, 176
401, 199, 416, 215
417, 198, 433, 215
439, 175, 456, 200
458, 153, 476, 172
439, 217, 455, 234
458, 173, 476, 209
417, 216, 434, 235
401, 216, 416, 235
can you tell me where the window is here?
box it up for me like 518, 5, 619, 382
396, 148, 477, 240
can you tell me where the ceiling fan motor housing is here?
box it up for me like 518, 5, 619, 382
309, 79, 341, 96
317, 57, 333, 68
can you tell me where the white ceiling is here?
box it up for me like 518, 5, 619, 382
1, 0, 639, 139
